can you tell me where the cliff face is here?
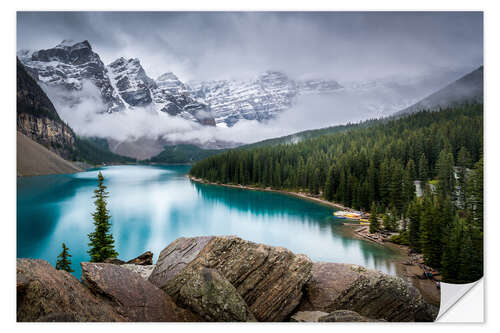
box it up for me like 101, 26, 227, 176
17, 58, 77, 160
17, 113, 76, 159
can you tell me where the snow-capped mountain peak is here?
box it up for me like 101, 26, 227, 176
19, 40, 124, 113
188, 70, 342, 126
18, 40, 349, 128
107, 57, 156, 107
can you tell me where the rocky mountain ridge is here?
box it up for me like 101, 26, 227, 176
18, 40, 214, 126
19, 40, 345, 128
188, 71, 342, 127
17, 236, 438, 322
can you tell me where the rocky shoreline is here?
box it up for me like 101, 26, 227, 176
17, 236, 438, 322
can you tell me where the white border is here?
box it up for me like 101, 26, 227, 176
3, 1, 498, 332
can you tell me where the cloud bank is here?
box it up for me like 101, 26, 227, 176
17, 12, 483, 82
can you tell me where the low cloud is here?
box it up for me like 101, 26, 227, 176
43, 70, 461, 148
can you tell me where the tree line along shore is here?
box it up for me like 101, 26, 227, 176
189, 104, 483, 284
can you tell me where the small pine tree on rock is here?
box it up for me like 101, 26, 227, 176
88, 171, 118, 262
56, 242, 74, 273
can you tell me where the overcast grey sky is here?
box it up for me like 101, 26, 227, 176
17, 11, 483, 82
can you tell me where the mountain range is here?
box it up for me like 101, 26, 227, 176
18, 40, 344, 128
17, 58, 134, 175
237, 66, 484, 149
16, 39, 483, 167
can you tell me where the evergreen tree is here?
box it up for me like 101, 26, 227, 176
441, 216, 463, 282
406, 159, 417, 181
56, 242, 74, 273
383, 211, 397, 232
369, 203, 380, 233
188, 104, 484, 283
88, 172, 118, 262
457, 146, 473, 169
407, 200, 422, 252
324, 166, 335, 201
468, 157, 483, 228
418, 153, 429, 181
436, 149, 455, 198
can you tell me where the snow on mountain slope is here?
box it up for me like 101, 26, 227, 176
18, 40, 216, 126
189, 71, 343, 127
18, 40, 124, 113
107, 57, 156, 107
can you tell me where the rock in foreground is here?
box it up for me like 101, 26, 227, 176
151, 236, 313, 322
297, 262, 437, 322
318, 310, 378, 322
17, 236, 439, 322
298, 263, 379, 312
290, 311, 329, 322
17, 259, 125, 322
121, 264, 155, 280
172, 266, 256, 322
149, 236, 214, 288
330, 274, 437, 322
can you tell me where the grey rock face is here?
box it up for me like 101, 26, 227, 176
17, 59, 77, 159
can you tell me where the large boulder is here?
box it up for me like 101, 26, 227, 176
149, 236, 214, 288
298, 262, 437, 322
170, 266, 256, 322
152, 236, 313, 322
17, 259, 125, 322
81, 262, 201, 322
298, 263, 379, 312
330, 274, 437, 322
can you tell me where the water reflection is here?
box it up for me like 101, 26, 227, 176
17, 165, 401, 277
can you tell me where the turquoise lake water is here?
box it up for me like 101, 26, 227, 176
17, 165, 402, 278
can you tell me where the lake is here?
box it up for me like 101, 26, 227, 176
17, 165, 403, 278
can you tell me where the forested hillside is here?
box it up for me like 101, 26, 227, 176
190, 103, 483, 283
148, 144, 223, 164
75, 137, 135, 165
